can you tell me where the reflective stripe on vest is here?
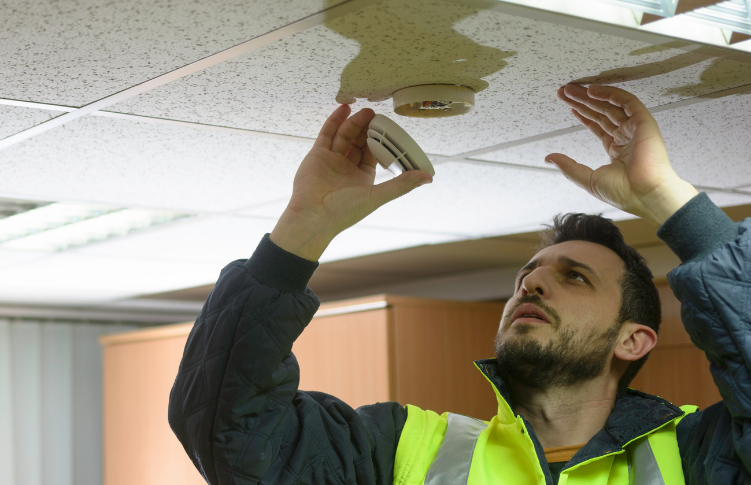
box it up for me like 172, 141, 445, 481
423, 413, 669, 485
631, 437, 666, 485
424, 413, 488, 485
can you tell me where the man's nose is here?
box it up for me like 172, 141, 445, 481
521, 268, 550, 297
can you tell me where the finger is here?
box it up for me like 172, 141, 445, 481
345, 125, 369, 164
331, 108, 375, 155
559, 90, 619, 136
586, 85, 649, 118
358, 143, 379, 171
563, 84, 628, 126
369, 170, 432, 209
545, 153, 595, 196
314, 104, 351, 150
571, 109, 615, 151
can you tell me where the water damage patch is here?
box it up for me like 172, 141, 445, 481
324, 0, 516, 104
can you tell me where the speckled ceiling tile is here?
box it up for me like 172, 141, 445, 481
79, 213, 459, 265
109, 0, 751, 157
0, 114, 312, 212
0, 0, 346, 106
476, 92, 751, 189
0, 105, 61, 140
0, 250, 228, 304
239, 161, 624, 237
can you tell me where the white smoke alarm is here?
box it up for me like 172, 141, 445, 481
393, 85, 475, 118
366, 114, 435, 177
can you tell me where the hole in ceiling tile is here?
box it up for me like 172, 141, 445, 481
324, 0, 516, 104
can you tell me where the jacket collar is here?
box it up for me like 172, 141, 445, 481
474, 358, 685, 467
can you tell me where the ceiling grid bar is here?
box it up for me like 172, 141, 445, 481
0, 0, 379, 151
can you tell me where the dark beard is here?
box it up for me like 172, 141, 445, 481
494, 312, 620, 391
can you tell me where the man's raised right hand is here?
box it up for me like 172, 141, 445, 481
270, 104, 433, 262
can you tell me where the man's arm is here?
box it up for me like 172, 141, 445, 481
656, 193, 750, 483
549, 84, 750, 481
168, 105, 432, 484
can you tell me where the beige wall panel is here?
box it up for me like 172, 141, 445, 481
654, 283, 694, 348
103, 335, 204, 485
392, 302, 503, 421
292, 309, 392, 410
630, 345, 721, 410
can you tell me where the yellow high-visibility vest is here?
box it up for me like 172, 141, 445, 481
394, 362, 698, 485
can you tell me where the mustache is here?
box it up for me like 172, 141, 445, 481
504, 294, 561, 329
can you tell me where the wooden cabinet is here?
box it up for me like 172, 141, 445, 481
100, 295, 504, 485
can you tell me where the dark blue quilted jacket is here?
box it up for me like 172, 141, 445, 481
168, 193, 750, 484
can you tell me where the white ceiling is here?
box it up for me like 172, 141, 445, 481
1, 0, 750, 306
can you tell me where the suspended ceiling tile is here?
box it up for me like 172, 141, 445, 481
0, 105, 60, 140
241, 162, 623, 236
110, 0, 751, 157
79, 212, 456, 266
655, 93, 751, 188
0, 0, 344, 106
703, 191, 751, 208
477, 92, 751, 189
0, 252, 226, 305
1, 216, 456, 304
0, 249, 49, 270
319, 225, 461, 263
78, 215, 274, 264
0, 114, 311, 212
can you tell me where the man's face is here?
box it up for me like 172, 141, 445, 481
494, 240, 626, 390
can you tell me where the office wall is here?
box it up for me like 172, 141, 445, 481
0, 319, 135, 485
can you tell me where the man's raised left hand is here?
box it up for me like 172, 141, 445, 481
546, 84, 698, 226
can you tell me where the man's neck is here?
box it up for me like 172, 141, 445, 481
509, 378, 617, 449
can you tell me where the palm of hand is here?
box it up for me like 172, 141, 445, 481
589, 116, 672, 214
289, 146, 379, 234
550, 85, 684, 220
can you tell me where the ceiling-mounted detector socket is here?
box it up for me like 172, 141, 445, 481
393, 85, 475, 118
367, 114, 435, 178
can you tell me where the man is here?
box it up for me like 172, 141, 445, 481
168, 85, 750, 484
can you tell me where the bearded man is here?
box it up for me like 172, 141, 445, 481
168, 85, 750, 484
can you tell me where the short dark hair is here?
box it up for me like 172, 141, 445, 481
539, 213, 661, 398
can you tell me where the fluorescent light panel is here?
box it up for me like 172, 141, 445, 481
597, 0, 678, 16
0, 202, 188, 252
686, 0, 751, 34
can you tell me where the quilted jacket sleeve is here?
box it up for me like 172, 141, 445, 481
657, 193, 751, 483
168, 234, 407, 485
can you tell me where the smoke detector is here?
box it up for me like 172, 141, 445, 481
393, 84, 475, 118
367, 114, 435, 177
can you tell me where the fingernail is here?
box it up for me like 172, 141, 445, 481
418, 177, 433, 186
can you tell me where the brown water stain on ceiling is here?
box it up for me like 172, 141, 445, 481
324, 0, 516, 103
574, 44, 751, 97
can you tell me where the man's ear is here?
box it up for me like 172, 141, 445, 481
613, 323, 658, 362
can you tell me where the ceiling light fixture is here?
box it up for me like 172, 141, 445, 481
685, 0, 751, 35
596, 0, 679, 17
0, 203, 189, 252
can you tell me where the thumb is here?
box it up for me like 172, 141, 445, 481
545, 153, 594, 196
370, 170, 432, 209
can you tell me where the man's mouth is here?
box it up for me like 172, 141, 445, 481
510, 303, 550, 324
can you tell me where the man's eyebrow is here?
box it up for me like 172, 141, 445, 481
558, 255, 602, 285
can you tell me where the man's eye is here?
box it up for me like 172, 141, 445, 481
569, 272, 586, 282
